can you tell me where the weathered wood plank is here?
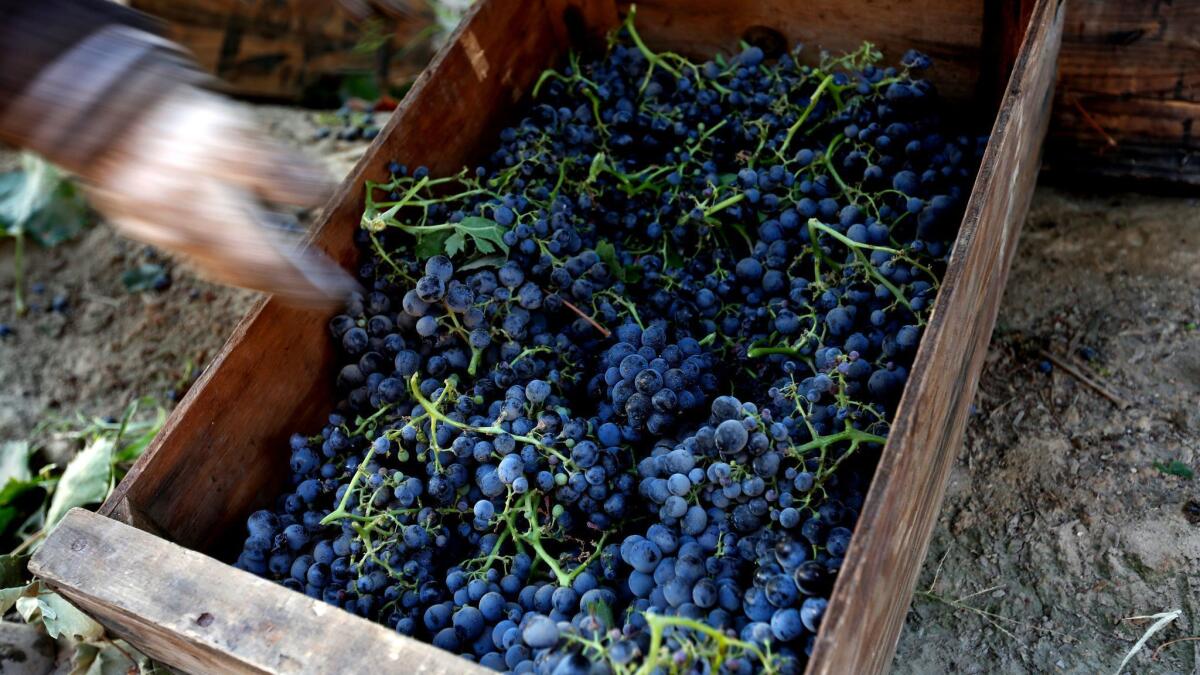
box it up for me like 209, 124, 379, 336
807, 0, 1064, 672
129, 0, 433, 100
101, 0, 572, 552
1046, 0, 1200, 184
620, 0, 985, 106
30, 509, 487, 675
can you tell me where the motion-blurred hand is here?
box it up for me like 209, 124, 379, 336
84, 85, 359, 306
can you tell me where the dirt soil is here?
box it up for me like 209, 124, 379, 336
2, 106, 1199, 674
894, 188, 1200, 674
0, 105, 381, 445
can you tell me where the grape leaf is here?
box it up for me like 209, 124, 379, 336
454, 217, 507, 256
0, 155, 89, 246
1, 440, 30, 485
0, 506, 16, 536
45, 437, 114, 529
404, 217, 507, 261
0, 553, 27, 588
413, 230, 452, 259
17, 586, 104, 641
586, 152, 607, 186
459, 255, 506, 271
445, 232, 467, 258
595, 240, 624, 281
664, 245, 685, 270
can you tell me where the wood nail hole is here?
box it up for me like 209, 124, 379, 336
741, 26, 788, 59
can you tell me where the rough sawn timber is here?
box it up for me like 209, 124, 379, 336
30, 509, 490, 675
808, 0, 1064, 672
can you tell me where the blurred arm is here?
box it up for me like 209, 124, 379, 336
0, 0, 205, 175
0, 0, 357, 306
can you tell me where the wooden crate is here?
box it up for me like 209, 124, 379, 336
29, 0, 1065, 673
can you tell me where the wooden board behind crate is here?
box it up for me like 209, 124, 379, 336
29, 0, 1058, 673
1046, 0, 1200, 184
129, 0, 435, 99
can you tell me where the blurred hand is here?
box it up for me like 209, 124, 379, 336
84, 85, 359, 306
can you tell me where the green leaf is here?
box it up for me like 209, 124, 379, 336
0, 505, 16, 535
0, 440, 41, 515
454, 216, 508, 257
70, 639, 160, 675
0, 155, 89, 246
444, 232, 467, 258
26, 589, 105, 641
120, 263, 167, 293
413, 230, 452, 259
459, 255, 506, 271
45, 437, 114, 529
664, 245, 685, 270
0, 553, 29, 588
0, 583, 30, 614
1, 440, 31, 484
595, 240, 625, 282
1153, 460, 1194, 479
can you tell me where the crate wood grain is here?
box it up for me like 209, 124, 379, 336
129, 0, 434, 100
33, 0, 1062, 673
1046, 0, 1200, 184
30, 508, 490, 675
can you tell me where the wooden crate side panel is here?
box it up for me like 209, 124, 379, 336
807, 0, 1064, 673
1047, 0, 1200, 184
130, 0, 432, 99
619, 0, 984, 105
31, 510, 487, 675
104, 0, 570, 552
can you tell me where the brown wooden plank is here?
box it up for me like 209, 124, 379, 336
1045, 0, 1200, 184
130, 0, 433, 99
618, 0, 985, 106
1044, 95, 1200, 185
1058, 0, 1200, 102
30, 509, 487, 674
806, 0, 1064, 672
101, 0, 572, 552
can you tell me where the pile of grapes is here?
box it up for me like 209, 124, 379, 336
236, 12, 984, 674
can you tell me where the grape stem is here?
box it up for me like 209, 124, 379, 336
639, 613, 779, 675
407, 373, 572, 466
561, 298, 612, 338
779, 73, 839, 160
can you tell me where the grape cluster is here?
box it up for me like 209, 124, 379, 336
236, 11, 983, 674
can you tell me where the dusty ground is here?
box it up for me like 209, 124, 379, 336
0, 105, 379, 445
3, 106, 1199, 673
895, 189, 1200, 674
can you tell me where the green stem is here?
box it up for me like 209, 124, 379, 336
780, 73, 837, 158
624, 6, 682, 83
703, 192, 745, 217
408, 374, 571, 465
320, 445, 377, 526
